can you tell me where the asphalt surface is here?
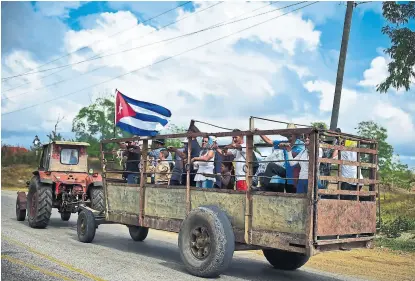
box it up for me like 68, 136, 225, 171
1, 190, 367, 281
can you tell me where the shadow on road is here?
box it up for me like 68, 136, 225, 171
68, 231, 345, 281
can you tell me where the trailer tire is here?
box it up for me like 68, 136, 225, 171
77, 210, 96, 243
262, 249, 309, 270
178, 205, 235, 278
27, 176, 52, 229
90, 187, 105, 212
60, 212, 71, 221
128, 226, 149, 241
16, 196, 26, 221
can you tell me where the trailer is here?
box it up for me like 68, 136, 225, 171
76, 118, 378, 278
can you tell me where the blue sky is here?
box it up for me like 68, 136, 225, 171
1, 1, 415, 167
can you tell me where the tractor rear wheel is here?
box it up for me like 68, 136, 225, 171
27, 176, 52, 229
60, 212, 71, 221
90, 187, 105, 212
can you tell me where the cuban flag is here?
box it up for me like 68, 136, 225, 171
115, 89, 171, 136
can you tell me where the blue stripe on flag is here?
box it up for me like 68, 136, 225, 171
116, 122, 159, 137
134, 113, 168, 126
121, 93, 172, 118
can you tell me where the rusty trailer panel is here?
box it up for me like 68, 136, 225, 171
144, 187, 186, 220
251, 195, 308, 234
105, 183, 140, 215
315, 200, 376, 236
191, 190, 246, 230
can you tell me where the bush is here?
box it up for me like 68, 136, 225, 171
1, 149, 39, 167
380, 216, 415, 238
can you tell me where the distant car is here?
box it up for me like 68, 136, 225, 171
16, 141, 105, 228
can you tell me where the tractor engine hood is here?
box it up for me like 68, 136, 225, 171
52, 172, 88, 185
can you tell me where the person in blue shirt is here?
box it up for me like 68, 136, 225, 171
256, 124, 305, 193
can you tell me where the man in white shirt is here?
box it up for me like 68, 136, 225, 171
215, 129, 247, 191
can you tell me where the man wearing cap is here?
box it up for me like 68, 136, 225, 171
167, 138, 188, 186
119, 140, 141, 184
256, 123, 304, 193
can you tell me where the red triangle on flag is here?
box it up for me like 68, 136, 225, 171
115, 90, 136, 124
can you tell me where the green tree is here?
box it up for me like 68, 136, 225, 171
72, 93, 132, 157
378, 2, 415, 93
356, 121, 393, 169
380, 157, 414, 191
311, 122, 328, 130
161, 124, 187, 148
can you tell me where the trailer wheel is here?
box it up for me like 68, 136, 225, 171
60, 212, 71, 221
27, 176, 52, 229
90, 187, 105, 212
77, 210, 96, 243
262, 249, 309, 270
16, 196, 26, 221
178, 205, 235, 278
128, 226, 149, 241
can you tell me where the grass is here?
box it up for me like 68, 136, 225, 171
1, 164, 35, 189
375, 237, 415, 252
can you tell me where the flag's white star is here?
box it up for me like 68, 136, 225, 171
118, 103, 123, 115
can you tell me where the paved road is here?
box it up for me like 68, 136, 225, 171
1, 190, 365, 281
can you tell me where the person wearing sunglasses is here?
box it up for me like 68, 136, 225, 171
191, 137, 216, 188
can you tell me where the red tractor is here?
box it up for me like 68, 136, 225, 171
16, 141, 105, 228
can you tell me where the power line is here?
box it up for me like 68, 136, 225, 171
2, 1, 280, 101
2, 1, 318, 116
2, 1, 224, 100
3, 1, 301, 81
2, 2, 222, 95
1, 1, 192, 82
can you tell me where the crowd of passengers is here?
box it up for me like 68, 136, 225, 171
118, 124, 363, 195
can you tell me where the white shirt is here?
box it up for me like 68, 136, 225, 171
194, 150, 216, 183
287, 148, 323, 180
229, 144, 246, 181
341, 151, 363, 185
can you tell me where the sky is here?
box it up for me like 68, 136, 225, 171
1, 1, 415, 167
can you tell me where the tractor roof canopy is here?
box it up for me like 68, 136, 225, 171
43, 141, 90, 147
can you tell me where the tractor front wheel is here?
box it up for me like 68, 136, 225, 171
27, 176, 52, 229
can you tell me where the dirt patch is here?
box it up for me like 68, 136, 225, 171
1, 164, 35, 189
306, 248, 415, 281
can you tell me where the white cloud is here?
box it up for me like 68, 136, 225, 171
358, 56, 389, 88
358, 55, 415, 94
304, 80, 357, 112
305, 79, 415, 146
34, 1, 83, 18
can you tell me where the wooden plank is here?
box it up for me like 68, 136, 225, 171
319, 176, 379, 185
318, 190, 377, 196
319, 158, 377, 168
319, 143, 377, 154
316, 200, 376, 236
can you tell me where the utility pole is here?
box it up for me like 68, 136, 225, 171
330, 1, 354, 131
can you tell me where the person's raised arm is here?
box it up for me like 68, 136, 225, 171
254, 128, 273, 145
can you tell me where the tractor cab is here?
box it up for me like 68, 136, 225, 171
38, 141, 90, 173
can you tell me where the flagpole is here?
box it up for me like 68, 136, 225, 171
114, 88, 117, 139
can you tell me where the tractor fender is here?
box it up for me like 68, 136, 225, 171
93, 181, 103, 187
17, 191, 27, 210
33, 171, 53, 184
